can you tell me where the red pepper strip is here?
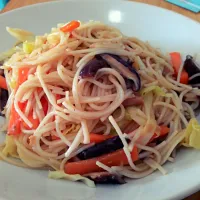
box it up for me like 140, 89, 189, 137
65, 146, 138, 175
22, 111, 40, 130
17, 67, 30, 88
179, 71, 189, 84
0, 75, 7, 90
170, 52, 189, 84
60, 21, 80, 33
8, 104, 21, 135
8, 101, 26, 135
8, 68, 29, 135
149, 126, 170, 143
52, 133, 114, 142
89, 133, 114, 143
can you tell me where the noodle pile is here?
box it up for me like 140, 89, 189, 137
0, 21, 200, 186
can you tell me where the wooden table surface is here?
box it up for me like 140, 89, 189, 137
1, 0, 200, 199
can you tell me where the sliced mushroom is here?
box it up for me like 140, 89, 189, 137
80, 56, 108, 78
184, 55, 200, 84
79, 54, 141, 91
77, 136, 129, 160
0, 89, 8, 116
86, 172, 126, 184
100, 54, 141, 91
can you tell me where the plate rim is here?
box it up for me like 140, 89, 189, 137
0, 0, 200, 27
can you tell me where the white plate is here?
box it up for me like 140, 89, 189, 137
1, 1, 200, 200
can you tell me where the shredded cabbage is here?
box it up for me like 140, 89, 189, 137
126, 106, 146, 126
48, 171, 95, 187
140, 86, 172, 97
0, 47, 19, 62
6, 27, 35, 42
23, 41, 35, 54
183, 118, 200, 149
137, 118, 157, 145
2, 135, 18, 157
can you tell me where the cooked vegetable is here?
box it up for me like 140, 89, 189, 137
126, 106, 147, 126
170, 52, 189, 84
183, 55, 200, 84
6, 27, 35, 42
179, 71, 189, 84
8, 101, 28, 135
170, 52, 182, 75
2, 135, 17, 157
0, 75, 7, 90
140, 86, 171, 97
22, 111, 39, 130
80, 54, 141, 91
0, 88, 9, 115
0, 68, 8, 113
65, 146, 138, 175
86, 172, 125, 184
60, 21, 80, 33
77, 136, 128, 160
17, 67, 29, 87
80, 56, 108, 78
100, 54, 141, 91
183, 118, 200, 149
8, 67, 29, 135
8, 103, 22, 135
23, 41, 35, 54
150, 126, 170, 142
48, 171, 95, 188
89, 133, 113, 144
159, 126, 170, 135
0, 47, 19, 62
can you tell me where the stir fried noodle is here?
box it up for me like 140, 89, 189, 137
0, 21, 200, 186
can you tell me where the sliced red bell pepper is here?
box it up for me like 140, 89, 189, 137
149, 125, 170, 143
0, 75, 7, 90
8, 101, 27, 135
8, 68, 29, 135
22, 111, 39, 130
65, 146, 138, 175
60, 21, 80, 33
170, 52, 189, 84
89, 133, 114, 143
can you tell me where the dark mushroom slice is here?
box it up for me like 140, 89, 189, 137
100, 54, 141, 91
86, 171, 126, 184
79, 54, 141, 91
183, 55, 200, 84
0, 89, 8, 116
0, 68, 8, 116
77, 136, 129, 160
79, 56, 109, 78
